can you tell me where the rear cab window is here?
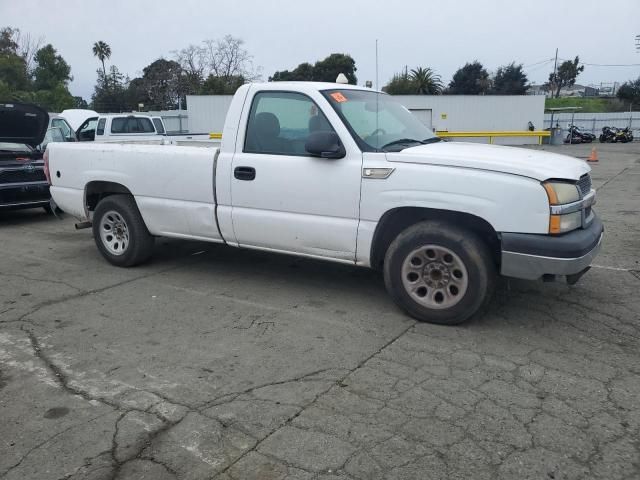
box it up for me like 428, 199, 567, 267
111, 117, 155, 134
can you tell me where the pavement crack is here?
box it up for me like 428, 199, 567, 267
215, 320, 416, 477
596, 165, 633, 192
1, 261, 197, 327
0, 272, 82, 293
0, 411, 114, 479
197, 367, 339, 410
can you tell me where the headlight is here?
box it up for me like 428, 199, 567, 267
543, 181, 581, 234
543, 181, 580, 205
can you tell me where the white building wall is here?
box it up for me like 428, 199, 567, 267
397, 95, 546, 145
186, 95, 234, 134
186, 93, 546, 145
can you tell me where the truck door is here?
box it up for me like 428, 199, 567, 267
230, 90, 362, 262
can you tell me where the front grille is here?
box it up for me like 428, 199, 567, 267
0, 168, 46, 184
577, 174, 592, 196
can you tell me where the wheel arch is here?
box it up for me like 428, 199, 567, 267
369, 207, 501, 270
84, 181, 133, 215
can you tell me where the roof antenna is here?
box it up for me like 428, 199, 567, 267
375, 39, 379, 91
336, 73, 349, 84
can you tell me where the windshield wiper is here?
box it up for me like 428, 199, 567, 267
422, 137, 442, 144
380, 138, 424, 151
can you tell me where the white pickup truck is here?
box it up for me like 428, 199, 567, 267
46, 82, 603, 324
74, 113, 212, 146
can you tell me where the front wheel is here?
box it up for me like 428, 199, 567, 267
383, 221, 496, 325
92, 194, 154, 267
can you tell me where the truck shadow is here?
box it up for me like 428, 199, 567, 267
0, 208, 56, 226
149, 238, 549, 330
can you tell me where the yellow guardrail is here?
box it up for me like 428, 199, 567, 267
209, 130, 550, 144
436, 131, 551, 145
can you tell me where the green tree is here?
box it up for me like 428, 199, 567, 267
200, 74, 245, 94
125, 77, 148, 110
491, 62, 528, 95
383, 67, 443, 95
548, 56, 584, 98
410, 67, 443, 94
92, 40, 111, 77
136, 58, 184, 110
617, 76, 640, 106
269, 62, 314, 82
91, 66, 129, 112
0, 27, 19, 55
73, 96, 89, 109
448, 61, 490, 95
270, 54, 357, 84
33, 44, 72, 90
312, 53, 357, 84
382, 72, 414, 94
32, 83, 75, 111
0, 52, 29, 91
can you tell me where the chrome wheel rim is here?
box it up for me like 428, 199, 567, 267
99, 210, 129, 256
401, 245, 469, 309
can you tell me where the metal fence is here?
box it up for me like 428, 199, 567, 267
543, 112, 639, 141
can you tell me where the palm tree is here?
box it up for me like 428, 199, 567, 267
409, 67, 443, 95
92, 41, 111, 76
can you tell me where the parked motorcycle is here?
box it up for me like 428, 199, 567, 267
599, 126, 617, 143
572, 125, 595, 143
615, 127, 634, 143
564, 124, 594, 144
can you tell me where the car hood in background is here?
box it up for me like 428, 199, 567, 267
59, 108, 99, 131
386, 142, 590, 181
0, 102, 49, 148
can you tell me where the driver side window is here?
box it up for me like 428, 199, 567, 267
244, 91, 335, 156
78, 118, 98, 141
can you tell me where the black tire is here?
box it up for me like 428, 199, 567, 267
599, 135, 605, 143
92, 194, 154, 267
383, 221, 496, 325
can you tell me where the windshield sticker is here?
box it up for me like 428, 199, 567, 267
330, 92, 348, 103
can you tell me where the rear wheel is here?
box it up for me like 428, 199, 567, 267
383, 221, 496, 325
92, 195, 154, 267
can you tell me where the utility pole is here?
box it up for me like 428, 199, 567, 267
552, 48, 558, 98
375, 39, 379, 91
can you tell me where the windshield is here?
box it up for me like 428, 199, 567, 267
322, 89, 439, 152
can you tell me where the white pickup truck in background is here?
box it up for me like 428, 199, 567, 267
46, 82, 603, 325
72, 113, 213, 146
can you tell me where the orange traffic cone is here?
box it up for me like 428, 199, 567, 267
587, 147, 599, 163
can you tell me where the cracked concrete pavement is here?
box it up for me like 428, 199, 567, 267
1, 143, 639, 479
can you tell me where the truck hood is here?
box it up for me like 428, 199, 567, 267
386, 142, 590, 181
0, 102, 49, 148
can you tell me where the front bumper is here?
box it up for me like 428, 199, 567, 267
0, 182, 50, 209
500, 215, 604, 280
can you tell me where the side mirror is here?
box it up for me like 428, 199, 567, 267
305, 131, 346, 159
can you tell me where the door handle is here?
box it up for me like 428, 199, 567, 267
234, 166, 256, 181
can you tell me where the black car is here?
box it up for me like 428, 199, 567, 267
0, 102, 51, 212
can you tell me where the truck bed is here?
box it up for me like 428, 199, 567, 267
48, 142, 223, 242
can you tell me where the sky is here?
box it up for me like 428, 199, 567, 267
2, 0, 639, 100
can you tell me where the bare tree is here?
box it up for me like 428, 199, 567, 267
173, 44, 207, 93
202, 35, 259, 81
0, 27, 43, 74
15, 29, 43, 74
